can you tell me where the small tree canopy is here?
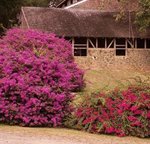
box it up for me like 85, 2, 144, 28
0, 0, 60, 34
117, 0, 150, 31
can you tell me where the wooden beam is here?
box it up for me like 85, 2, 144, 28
114, 38, 116, 49
21, 7, 30, 29
107, 39, 115, 48
96, 38, 98, 48
125, 38, 127, 49
86, 38, 88, 56
105, 38, 107, 48
88, 38, 96, 48
72, 37, 75, 56
135, 39, 137, 48
127, 39, 134, 48
144, 39, 147, 49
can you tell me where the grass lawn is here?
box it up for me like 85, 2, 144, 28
74, 68, 150, 105
75, 69, 150, 100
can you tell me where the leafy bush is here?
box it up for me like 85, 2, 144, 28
0, 28, 84, 126
74, 85, 150, 137
1, 28, 84, 91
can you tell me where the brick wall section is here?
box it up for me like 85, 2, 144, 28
75, 49, 150, 71
70, 0, 138, 11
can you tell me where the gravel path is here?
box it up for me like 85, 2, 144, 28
0, 125, 149, 144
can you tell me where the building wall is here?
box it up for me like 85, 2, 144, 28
20, 8, 150, 71
75, 49, 150, 70
67, 0, 138, 11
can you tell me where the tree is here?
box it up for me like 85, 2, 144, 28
0, 0, 59, 34
135, 0, 150, 31
117, 0, 150, 31
24, 0, 51, 7
0, 0, 24, 34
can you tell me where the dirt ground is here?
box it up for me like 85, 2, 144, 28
0, 125, 149, 144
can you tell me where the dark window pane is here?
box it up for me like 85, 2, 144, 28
107, 38, 114, 48
146, 39, 150, 48
127, 43, 131, 48
116, 38, 125, 45
65, 37, 71, 41
64, 2, 67, 6
98, 38, 105, 48
75, 37, 87, 44
137, 38, 145, 48
88, 38, 96, 48
127, 39, 135, 48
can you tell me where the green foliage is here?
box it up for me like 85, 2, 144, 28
0, 0, 24, 33
135, 0, 150, 31
117, 0, 150, 31
0, 0, 59, 34
24, 0, 50, 7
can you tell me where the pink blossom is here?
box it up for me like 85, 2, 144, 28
0, 28, 84, 127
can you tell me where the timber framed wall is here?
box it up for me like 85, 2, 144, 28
66, 37, 150, 70
20, 7, 150, 70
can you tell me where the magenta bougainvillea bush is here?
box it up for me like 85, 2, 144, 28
75, 85, 150, 137
0, 28, 84, 126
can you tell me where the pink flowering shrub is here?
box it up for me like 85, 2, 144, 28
1, 28, 84, 91
0, 28, 84, 126
74, 85, 150, 137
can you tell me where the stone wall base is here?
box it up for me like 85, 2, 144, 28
75, 49, 150, 71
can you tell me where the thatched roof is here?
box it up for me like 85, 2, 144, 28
66, 0, 138, 12
21, 7, 150, 38
56, 0, 139, 12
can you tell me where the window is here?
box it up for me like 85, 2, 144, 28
116, 38, 125, 45
137, 38, 145, 48
75, 37, 86, 44
88, 38, 96, 48
107, 38, 114, 48
127, 38, 135, 48
115, 38, 126, 56
73, 0, 78, 3
74, 37, 87, 56
65, 37, 72, 44
98, 38, 105, 48
67, 0, 71, 5
146, 39, 150, 49
64, 1, 68, 6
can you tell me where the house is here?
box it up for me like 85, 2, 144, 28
55, 0, 138, 11
20, 0, 150, 70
